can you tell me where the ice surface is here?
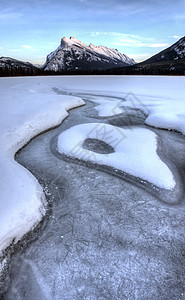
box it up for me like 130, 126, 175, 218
3, 77, 185, 299
1, 75, 183, 256
57, 123, 175, 189
0, 77, 84, 255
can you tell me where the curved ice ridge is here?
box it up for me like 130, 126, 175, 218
57, 123, 175, 190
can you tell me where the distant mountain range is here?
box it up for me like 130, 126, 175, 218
43, 36, 135, 72
0, 57, 40, 76
0, 36, 185, 76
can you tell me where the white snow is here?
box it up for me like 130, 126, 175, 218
57, 123, 175, 190
46, 45, 62, 62
65, 75, 185, 135
173, 38, 185, 58
0, 77, 84, 255
89, 43, 135, 64
87, 97, 124, 117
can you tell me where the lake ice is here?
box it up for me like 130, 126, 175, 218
1, 75, 185, 299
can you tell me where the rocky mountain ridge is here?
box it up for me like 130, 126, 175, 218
141, 36, 185, 64
43, 36, 135, 72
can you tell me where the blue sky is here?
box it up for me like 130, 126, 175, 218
0, 0, 185, 64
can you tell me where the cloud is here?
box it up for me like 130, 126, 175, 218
78, 0, 179, 18
173, 35, 181, 39
82, 0, 161, 17
0, 12, 23, 20
9, 49, 23, 52
174, 14, 185, 20
90, 31, 169, 49
148, 43, 169, 48
115, 38, 146, 47
90, 32, 138, 38
112, 41, 169, 48
22, 45, 39, 51
22, 45, 32, 49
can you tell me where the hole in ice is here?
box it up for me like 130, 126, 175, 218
82, 138, 115, 154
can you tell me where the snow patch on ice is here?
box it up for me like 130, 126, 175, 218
88, 97, 124, 117
121, 96, 185, 135
83, 77, 185, 135
57, 123, 175, 190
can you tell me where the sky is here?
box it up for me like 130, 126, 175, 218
0, 0, 185, 64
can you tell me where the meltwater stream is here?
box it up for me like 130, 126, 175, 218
2, 93, 185, 299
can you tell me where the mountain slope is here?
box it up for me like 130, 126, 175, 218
140, 36, 185, 64
110, 36, 185, 75
43, 36, 135, 72
0, 57, 40, 76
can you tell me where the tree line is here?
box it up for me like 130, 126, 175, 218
1, 64, 185, 77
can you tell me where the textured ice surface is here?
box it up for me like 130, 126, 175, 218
1, 76, 185, 299
3, 96, 185, 300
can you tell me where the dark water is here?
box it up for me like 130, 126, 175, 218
2, 93, 185, 300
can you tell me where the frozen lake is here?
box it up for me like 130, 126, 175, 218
1, 76, 185, 299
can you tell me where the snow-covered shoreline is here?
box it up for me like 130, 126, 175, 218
0, 77, 84, 258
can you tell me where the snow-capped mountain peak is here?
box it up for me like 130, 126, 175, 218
43, 36, 135, 72
61, 36, 87, 49
88, 43, 135, 65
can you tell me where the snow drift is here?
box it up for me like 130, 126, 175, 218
0, 77, 84, 255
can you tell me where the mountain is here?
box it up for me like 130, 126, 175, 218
1, 36, 185, 77
43, 36, 135, 72
0, 57, 40, 76
108, 36, 185, 76
140, 36, 185, 64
